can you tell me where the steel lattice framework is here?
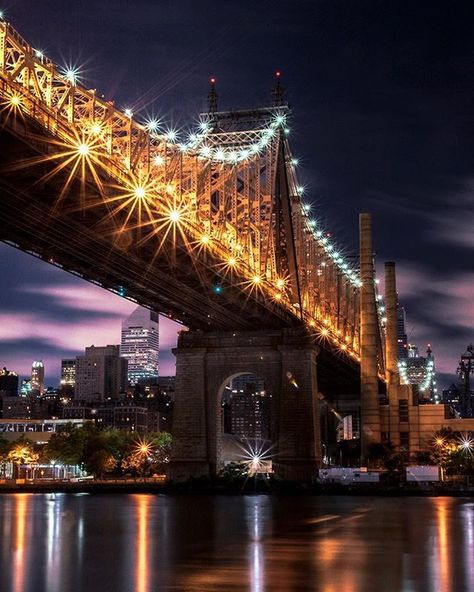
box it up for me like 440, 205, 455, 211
0, 18, 386, 365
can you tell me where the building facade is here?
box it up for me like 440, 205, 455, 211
228, 374, 270, 440
75, 345, 128, 402
60, 359, 76, 395
120, 306, 159, 385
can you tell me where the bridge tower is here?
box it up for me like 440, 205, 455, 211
168, 327, 321, 482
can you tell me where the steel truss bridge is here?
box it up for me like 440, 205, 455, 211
0, 18, 386, 390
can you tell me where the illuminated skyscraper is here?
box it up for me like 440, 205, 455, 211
31, 360, 44, 395
120, 307, 159, 385
399, 344, 437, 402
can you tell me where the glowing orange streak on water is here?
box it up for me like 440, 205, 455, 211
436, 499, 450, 592
135, 494, 150, 592
13, 494, 30, 592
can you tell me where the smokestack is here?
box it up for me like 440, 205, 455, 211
384, 262, 399, 387
359, 213, 381, 454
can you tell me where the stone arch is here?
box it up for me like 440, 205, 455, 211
169, 328, 321, 482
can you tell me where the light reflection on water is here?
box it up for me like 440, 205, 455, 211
0, 494, 473, 592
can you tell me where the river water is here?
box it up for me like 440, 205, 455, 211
0, 493, 473, 592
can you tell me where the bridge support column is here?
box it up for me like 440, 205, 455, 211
359, 213, 381, 458
168, 328, 321, 482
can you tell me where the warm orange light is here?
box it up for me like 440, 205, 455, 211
10, 95, 21, 106
169, 209, 180, 223
321, 328, 328, 337
200, 234, 210, 245
252, 275, 261, 285
228, 256, 237, 266
276, 278, 286, 289
77, 142, 90, 156
91, 122, 102, 135
134, 186, 146, 199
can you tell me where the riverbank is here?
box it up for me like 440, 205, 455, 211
1, 479, 474, 496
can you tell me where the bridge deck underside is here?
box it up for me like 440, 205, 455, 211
0, 116, 362, 393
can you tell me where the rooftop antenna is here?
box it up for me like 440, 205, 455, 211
273, 70, 285, 107
208, 76, 218, 114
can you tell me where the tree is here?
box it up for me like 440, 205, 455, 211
120, 433, 172, 478
85, 449, 116, 479
430, 429, 474, 478
7, 438, 40, 478
45, 422, 90, 466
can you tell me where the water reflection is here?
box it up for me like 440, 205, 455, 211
434, 498, 451, 592
463, 503, 474, 592
134, 494, 151, 592
46, 495, 62, 592
1, 494, 474, 592
13, 494, 30, 592
248, 499, 264, 592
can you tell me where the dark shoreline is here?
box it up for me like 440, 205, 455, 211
1, 482, 473, 496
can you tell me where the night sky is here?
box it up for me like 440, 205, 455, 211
0, 1, 472, 387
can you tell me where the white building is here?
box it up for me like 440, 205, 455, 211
31, 360, 44, 395
120, 307, 159, 385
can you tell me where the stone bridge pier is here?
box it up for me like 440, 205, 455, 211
168, 327, 321, 482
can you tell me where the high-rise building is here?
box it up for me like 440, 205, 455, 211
457, 344, 474, 418
0, 367, 19, 397
31, 360, 45, 395
75, 345, 128, 402
399, 344, 437, 402
442, 383, 461, 410
228, 374, 270, 440
397, 303, 408, 359
120, 306, 159, 385
60, 359, 76, 395
20, 379, 32, 397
